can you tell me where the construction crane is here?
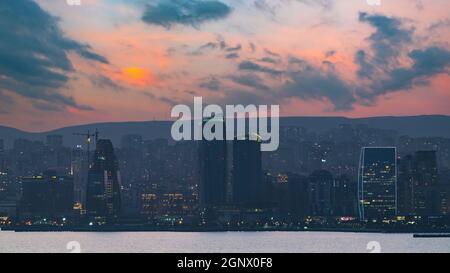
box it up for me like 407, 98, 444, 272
73, 129, 99, 168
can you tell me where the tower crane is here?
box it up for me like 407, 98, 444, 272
73, 129, 99, 168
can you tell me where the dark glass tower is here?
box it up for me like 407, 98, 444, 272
86, 139, 121, 220
232, 137, 262, 206
397, 151, 438, 216
413, 151, 438, 215
308, 170, 334, 216
19, 170, 74, 220
199, 117, 227, 207
358, 147, 397, 221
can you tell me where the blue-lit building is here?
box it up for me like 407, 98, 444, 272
358, 147, 397, 221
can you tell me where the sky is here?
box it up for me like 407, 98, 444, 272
0, 0, 449, 132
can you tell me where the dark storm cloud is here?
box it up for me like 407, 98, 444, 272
0, 0, 108, 113
142, 0, 232, 28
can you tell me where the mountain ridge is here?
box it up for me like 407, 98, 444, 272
1, 115, 449, 149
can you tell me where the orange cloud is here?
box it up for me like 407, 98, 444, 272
121, 67, 156, 86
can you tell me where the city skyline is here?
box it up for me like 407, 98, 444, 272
2, 121, 450, 225
0, 0, 449, 132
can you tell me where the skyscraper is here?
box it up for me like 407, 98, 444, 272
0, 139, 4, 172
397, 154, 415, 215
397, 151, 439, 216
232, 136, 262, 206
358, 147, 397, 221
334, 174, 357, 217
308, 170, 334, 216
287, 173, 309, 216
119, 134, 143, 186
199, 117, 227, 207
86, 139, 121, 220
413, 151, 438, 215
46, 134, 63, 148
71, 145, 87, 207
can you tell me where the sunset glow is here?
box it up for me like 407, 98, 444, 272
0, 0, 449, 131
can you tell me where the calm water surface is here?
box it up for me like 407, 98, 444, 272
0, 231, 449, 253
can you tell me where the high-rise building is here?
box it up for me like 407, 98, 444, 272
308, 170, 334, 216
413, 151, 438, 215
232, 136, 262, 206
71, 145, 87, 207
86, 139, 121, 220
0, 139, 5, 172
199, 117, 227, 207
19, 170, 74, 220
119, 134, 143, 186
333, 174, 357, 217
358, 147, 397, 221
397, 154, 415, 215
46, 134, 63, 148
398, 151, 439, 216
287, 173, 309, 216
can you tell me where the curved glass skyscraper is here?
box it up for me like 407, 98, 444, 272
358, 147, 397, 221
86, 139, 121, 221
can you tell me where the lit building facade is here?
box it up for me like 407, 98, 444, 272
358, 147, 397, 221
86, 139, 121, 220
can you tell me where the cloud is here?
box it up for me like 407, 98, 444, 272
225, 53, 240, 59
356, 13, 450, 103
428, 19, 450, 32
141, 0, 232, 28
296, 0, 334, 11
89, 74, 124, 92
230, 74, 270, 91
0, 0, 108, 113
356, 12, 413, 79
226, 44, 242, 52
253, 0, 278, 17
198, 75, 221, 91
258, 57, 280, 64
281, 58, 356, 110
378, 47, 450, 93
238, 61, 283, 76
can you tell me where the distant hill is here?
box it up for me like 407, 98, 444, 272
1, 115, 449, 149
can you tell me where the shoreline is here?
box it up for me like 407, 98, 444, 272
2, 226, 449, 234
